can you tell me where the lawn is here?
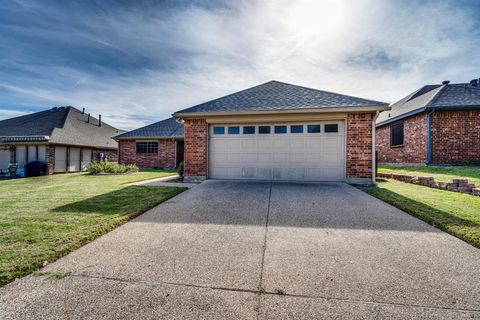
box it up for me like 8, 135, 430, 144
0, 170, 185, 286
359, 179, 480, 248
379, 165, 480, 186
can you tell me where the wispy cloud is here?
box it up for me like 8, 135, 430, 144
0, 0, 479, 130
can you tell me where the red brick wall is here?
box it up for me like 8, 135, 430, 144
376, 113, 428, 164
183, 119, 208, 178
346, 113, 375, 179
118, 139, 176, 168
431, 110, 480, 164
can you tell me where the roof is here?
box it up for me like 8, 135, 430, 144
114, 117, 184, 139
174, 80, 389, 116
0, 107, 124, 149
377, 82, 480, 126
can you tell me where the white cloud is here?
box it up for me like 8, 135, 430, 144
1, 0, 479, 130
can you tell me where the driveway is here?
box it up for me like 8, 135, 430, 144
1, 181, 480, 319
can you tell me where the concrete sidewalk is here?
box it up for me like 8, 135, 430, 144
1, 181, 479, 319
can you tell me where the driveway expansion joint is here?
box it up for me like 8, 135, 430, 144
55, 272, 480, 315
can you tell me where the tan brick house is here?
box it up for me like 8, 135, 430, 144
0, 106, 123, 176
376, 79, 480, 165
173, 81, 389, 184
115, 117, 184, 169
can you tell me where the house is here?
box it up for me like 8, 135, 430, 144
376, 79, 480, 165
173, 80, 389, 184
0, 106, 123, 175
115, 117, 184, 169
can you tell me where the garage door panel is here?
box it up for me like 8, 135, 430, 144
258, 153, 273, 163
54, 146, 67, 173
242, 153, 257, 163
209, 121, 345, 181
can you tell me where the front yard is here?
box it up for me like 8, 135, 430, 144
359, 179, 480, 248
379, 165, 480, 186
0, 170, 185, 286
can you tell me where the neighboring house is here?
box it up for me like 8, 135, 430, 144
173, 80, 389, 184
114, 117, 184, 169
0, 106, 123, 175
376, 79, 480, 165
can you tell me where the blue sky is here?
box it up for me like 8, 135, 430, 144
1, 0, 480, 130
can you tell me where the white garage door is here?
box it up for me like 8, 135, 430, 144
0, 150, 10, 171
68, 147, 81, 172
81, 148, 92, 171
54, 146, 67, 173
209, 121, 345, 181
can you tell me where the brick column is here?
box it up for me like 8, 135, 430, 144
46, 145, 55, 174
183, 119, 208, 181
346, 112, 374, 184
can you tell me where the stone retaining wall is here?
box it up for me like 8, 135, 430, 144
377, 173, 480, 196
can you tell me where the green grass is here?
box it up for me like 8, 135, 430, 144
0, 170, 185, 286
359, 179, 480, 248
379, 165, 480, 186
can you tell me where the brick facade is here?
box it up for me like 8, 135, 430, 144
376, 110, 480, 165
118, 139, 176, 168
183, 119, 208, 179
346, 112, 374, 180
181, 113, 376, 182
376, 113, 428, 164
92, 148, 119, 163
431, 110, 480, 164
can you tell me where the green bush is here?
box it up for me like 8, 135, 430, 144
88, 161, 139, 174
177, 161, 184, 177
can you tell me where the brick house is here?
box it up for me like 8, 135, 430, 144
173, 81, 389, 184
0, 106, 123, 175
115, 117, 184, 169
376, 80, 480, 165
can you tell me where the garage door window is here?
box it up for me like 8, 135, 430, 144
324, 124, 338, 133
290, 125, 304, 133
274, 125, 287, 134
228, 126, 240, 134
259, 126, 271, 134
307, 124, 321, 133
243, 126, 255, 134
213, 127, 225, 135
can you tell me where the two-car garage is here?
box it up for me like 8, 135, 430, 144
208, 121, 345, 181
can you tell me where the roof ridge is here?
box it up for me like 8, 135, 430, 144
425, 84, 449, 107
271, 80, 388, 105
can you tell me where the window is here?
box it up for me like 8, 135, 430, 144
391, 123, 404, 146
243, 126, 255, 134
307, 124, 321, 133
213, 126, 225, 135
259, 126, 271, 134
228, 126, 240, 134
324, 124, 338, 133
274, 125, 287, 134
290, 125, 304, 133
136, 141, 158, 154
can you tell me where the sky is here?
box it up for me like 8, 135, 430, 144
1, 0, 480, 130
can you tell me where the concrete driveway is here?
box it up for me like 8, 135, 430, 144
1, 181, 480, 319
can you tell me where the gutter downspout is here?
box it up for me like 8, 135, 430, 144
427, 108, 435, 165
372, 111, 380, 185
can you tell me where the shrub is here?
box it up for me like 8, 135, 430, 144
177, 161, 184, 177
88, 161, 139, 174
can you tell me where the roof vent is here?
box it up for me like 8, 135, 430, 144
98, 114, 102, 127
470, 79, 478, 86
442, 80, 450, 85
87, 113, 90, 123
82, 108, 85, 114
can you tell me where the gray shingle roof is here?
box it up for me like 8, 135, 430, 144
377, 82, 480, 126
114, 117, 184, 139
0, 107, 124, 149
175, 80, 388, 115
